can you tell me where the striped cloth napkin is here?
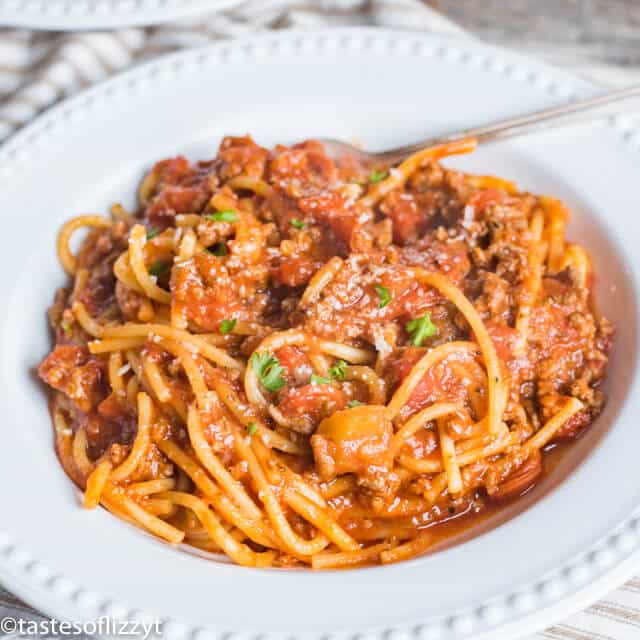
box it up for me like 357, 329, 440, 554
0, 2, 638, 638
0, 0, 465, 142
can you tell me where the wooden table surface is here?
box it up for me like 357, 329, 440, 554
437, 0, 640, 86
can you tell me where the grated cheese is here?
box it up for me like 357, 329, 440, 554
117, 363, 131, 376
462, 204, 475, 229
372, 325, 393, 360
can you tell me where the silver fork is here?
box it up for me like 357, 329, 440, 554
318, 84, 640, 165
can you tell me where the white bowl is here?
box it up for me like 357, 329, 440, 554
0, 28, 639, 640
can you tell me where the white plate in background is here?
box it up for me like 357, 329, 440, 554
0, 28, 639, 640
0, 0, 242, 30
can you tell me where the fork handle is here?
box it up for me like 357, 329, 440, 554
376, 83, 640, 164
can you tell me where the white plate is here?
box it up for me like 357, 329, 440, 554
0, 0, 242, 30
1, 28, 640, 640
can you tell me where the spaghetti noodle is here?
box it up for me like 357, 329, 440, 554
38, 135, 614, 568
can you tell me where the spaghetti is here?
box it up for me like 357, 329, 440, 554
38, 135, 614, 568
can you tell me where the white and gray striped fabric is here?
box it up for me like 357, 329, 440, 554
0, 0, 466, 142
0, 2, 638, 638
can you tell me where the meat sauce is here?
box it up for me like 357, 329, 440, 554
38, 135, 614, 564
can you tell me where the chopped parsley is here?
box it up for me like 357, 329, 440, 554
329, 359, 348, 381
252, 352, 286, 392
206, 209, 238, 223
60, 319, 72, 337
310, 374, 332, 385
406, 312, 438, 346
247, 422, 258, 436
207, 242, 227, 256
148, 260, 171, 278
290, 218, 306, 230
374, 285, 391, 309
220, 318, 237, 335
146, 227, 161, 240
347, 400, 364, 408
369, 169, 388, 184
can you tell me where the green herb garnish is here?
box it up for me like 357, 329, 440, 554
328, 359, 348, 381
60, 320, 72, 337
310, 374, 332, 385
148, 260, 171, 278
252, 352, 286, 392
146, 227, 161, 240
247, 422, 258, 436
406, 312, 438, 346
206, 209, 238, 223
220, 318, 237, 335
369, 169, 388, 184
207, 242, 227, 256
347, 400, 364, 408
290, 218, 305, 230
374, 285, 391, 309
